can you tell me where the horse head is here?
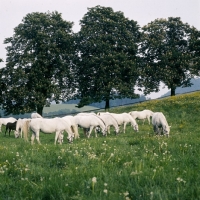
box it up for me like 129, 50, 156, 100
163, 125, 170, 136
67, 134, 74, 143
134, 124, 139, 132
14, 130, 20, 138
115, 126, 120, 134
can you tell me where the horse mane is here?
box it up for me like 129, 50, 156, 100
95, 115, 106, 127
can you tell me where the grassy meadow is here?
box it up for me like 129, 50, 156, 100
0, 91, 200, 200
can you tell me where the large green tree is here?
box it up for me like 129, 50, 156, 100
139, 17, 199, 96
189, 28, 200, 75
74, 6, 141, 109
0, 59, 4, 106
2, 11, 75, 115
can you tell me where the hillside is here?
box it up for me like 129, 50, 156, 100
65, 95, 146, 108
161, 78, 200, 97
1, 91, 200, 199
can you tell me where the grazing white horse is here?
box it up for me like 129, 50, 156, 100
96, 113, 120, 135
129, 109, 154, 125
23, 118, 74, 144
31, 113, 43, 119
101, 112, 138, 133
74, 114, 107, 138
152, 112, 170, 137
14, 118, 30, 138
0, 117, 17, 132
62, 115, 79, 139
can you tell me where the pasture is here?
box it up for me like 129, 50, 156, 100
0, 92, 200, 199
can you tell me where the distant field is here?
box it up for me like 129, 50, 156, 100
43, 104, 99, 117
0, 104, 99, 118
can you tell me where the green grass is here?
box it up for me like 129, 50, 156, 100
0, 92, 200, 199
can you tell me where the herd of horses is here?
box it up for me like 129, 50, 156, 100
0, 110, 170, 145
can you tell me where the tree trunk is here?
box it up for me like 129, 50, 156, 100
171, 86, 176, 96
36, 105, 43, 116
105, 99, 110, 111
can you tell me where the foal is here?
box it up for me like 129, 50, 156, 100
5, 121, 17, 136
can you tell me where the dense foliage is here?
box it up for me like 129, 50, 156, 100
2, 11, 75, 115
0, 6, 199, 115
0, 92, 200, 199
139, 17, 199, 96
74, 6, 141, 109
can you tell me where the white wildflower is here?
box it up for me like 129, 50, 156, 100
123, 191, 129, 196
92, 177, 97, 183
103, 189, 108, 194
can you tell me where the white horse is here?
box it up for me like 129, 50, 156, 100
0, 117, 17, 132
76, 112, 97, 116
129, 109, 154, 125
23, 118, 74, 144
62, 115, 79, 139
74, 114, 107, 138
96, 113, 120, 135
107, 112, 139, 133
152, 112, 170, 137
14, 118, 30, 138
31, 113, 43, 119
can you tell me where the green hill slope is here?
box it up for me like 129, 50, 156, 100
110, 91, 200, 135
0, 91, 200, 199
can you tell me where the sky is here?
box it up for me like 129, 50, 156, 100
0, 0, 200, 99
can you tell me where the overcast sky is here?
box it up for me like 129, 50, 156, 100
0, 0, 199, 98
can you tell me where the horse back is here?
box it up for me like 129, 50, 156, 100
152, 112, 167, 126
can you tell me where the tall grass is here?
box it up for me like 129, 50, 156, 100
0, 92, 200, 199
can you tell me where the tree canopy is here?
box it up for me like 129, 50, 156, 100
2, 11, 75, 115
139, 17, 199, 96
1, 8, 200, 116
74, 6, 141, 109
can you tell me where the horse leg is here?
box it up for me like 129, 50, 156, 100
54, 131, 60, 145
107, 126, 110, 135
147, 116, 150, 125
114, 125, 119, 135
31, 132, 35, 144
20, 128, 23, 138
88, 126, 94, 138
35, 131, 41, 144
31, 130, 39, 144
123, 123, 127, 133
83, 128, 88, 137
5, 127, 7, 136
94, 127, 98, 137
153, 125, 157, 134
104, 125, 108, 136
72, 125, 79, 139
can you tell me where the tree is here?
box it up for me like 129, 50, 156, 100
189, 28, 200, 75
139, 17, 199, 96
2, 11, 75, 116
74, 6, 141, 110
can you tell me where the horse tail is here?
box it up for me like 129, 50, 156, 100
23, 120, 31, 142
